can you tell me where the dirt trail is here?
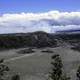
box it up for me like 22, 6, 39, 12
4, 53, 37, 62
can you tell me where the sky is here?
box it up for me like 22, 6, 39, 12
0, 0, 80, 33
0, 0, 80, 14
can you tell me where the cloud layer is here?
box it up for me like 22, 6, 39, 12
0, 11, 80, 33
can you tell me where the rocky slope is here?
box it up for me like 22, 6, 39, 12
0, 31, 57, 50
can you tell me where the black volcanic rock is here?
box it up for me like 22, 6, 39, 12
0, 31, 57, 50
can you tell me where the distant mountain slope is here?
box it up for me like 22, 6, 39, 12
0, 31, 80, 50
0, 31, 57, 50
56, 29, 80, 34
56, 29, 80, 40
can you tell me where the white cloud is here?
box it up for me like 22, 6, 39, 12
0, 11, 80, 33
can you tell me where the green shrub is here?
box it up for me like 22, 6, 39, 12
11, 74, 20, 80
49, 54, 70, 80
0, 59, 9, 80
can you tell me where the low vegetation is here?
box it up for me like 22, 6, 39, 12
41, 49, 54, 53
49, 54, 70, 80
0, 59, 20, 80
11, 74, 20, 80
71, 45, 80, 52
17, 48, 35, 54
0, 59, 9, 80
48, 54, 80, 80
76, 65, 80, 80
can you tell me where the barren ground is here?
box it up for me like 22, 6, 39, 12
0, 46, 80, 80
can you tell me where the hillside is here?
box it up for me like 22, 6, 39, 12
0, 31, 57, 50
0, 31, 80, 50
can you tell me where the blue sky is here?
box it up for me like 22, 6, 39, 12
0, 0, 80, 14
